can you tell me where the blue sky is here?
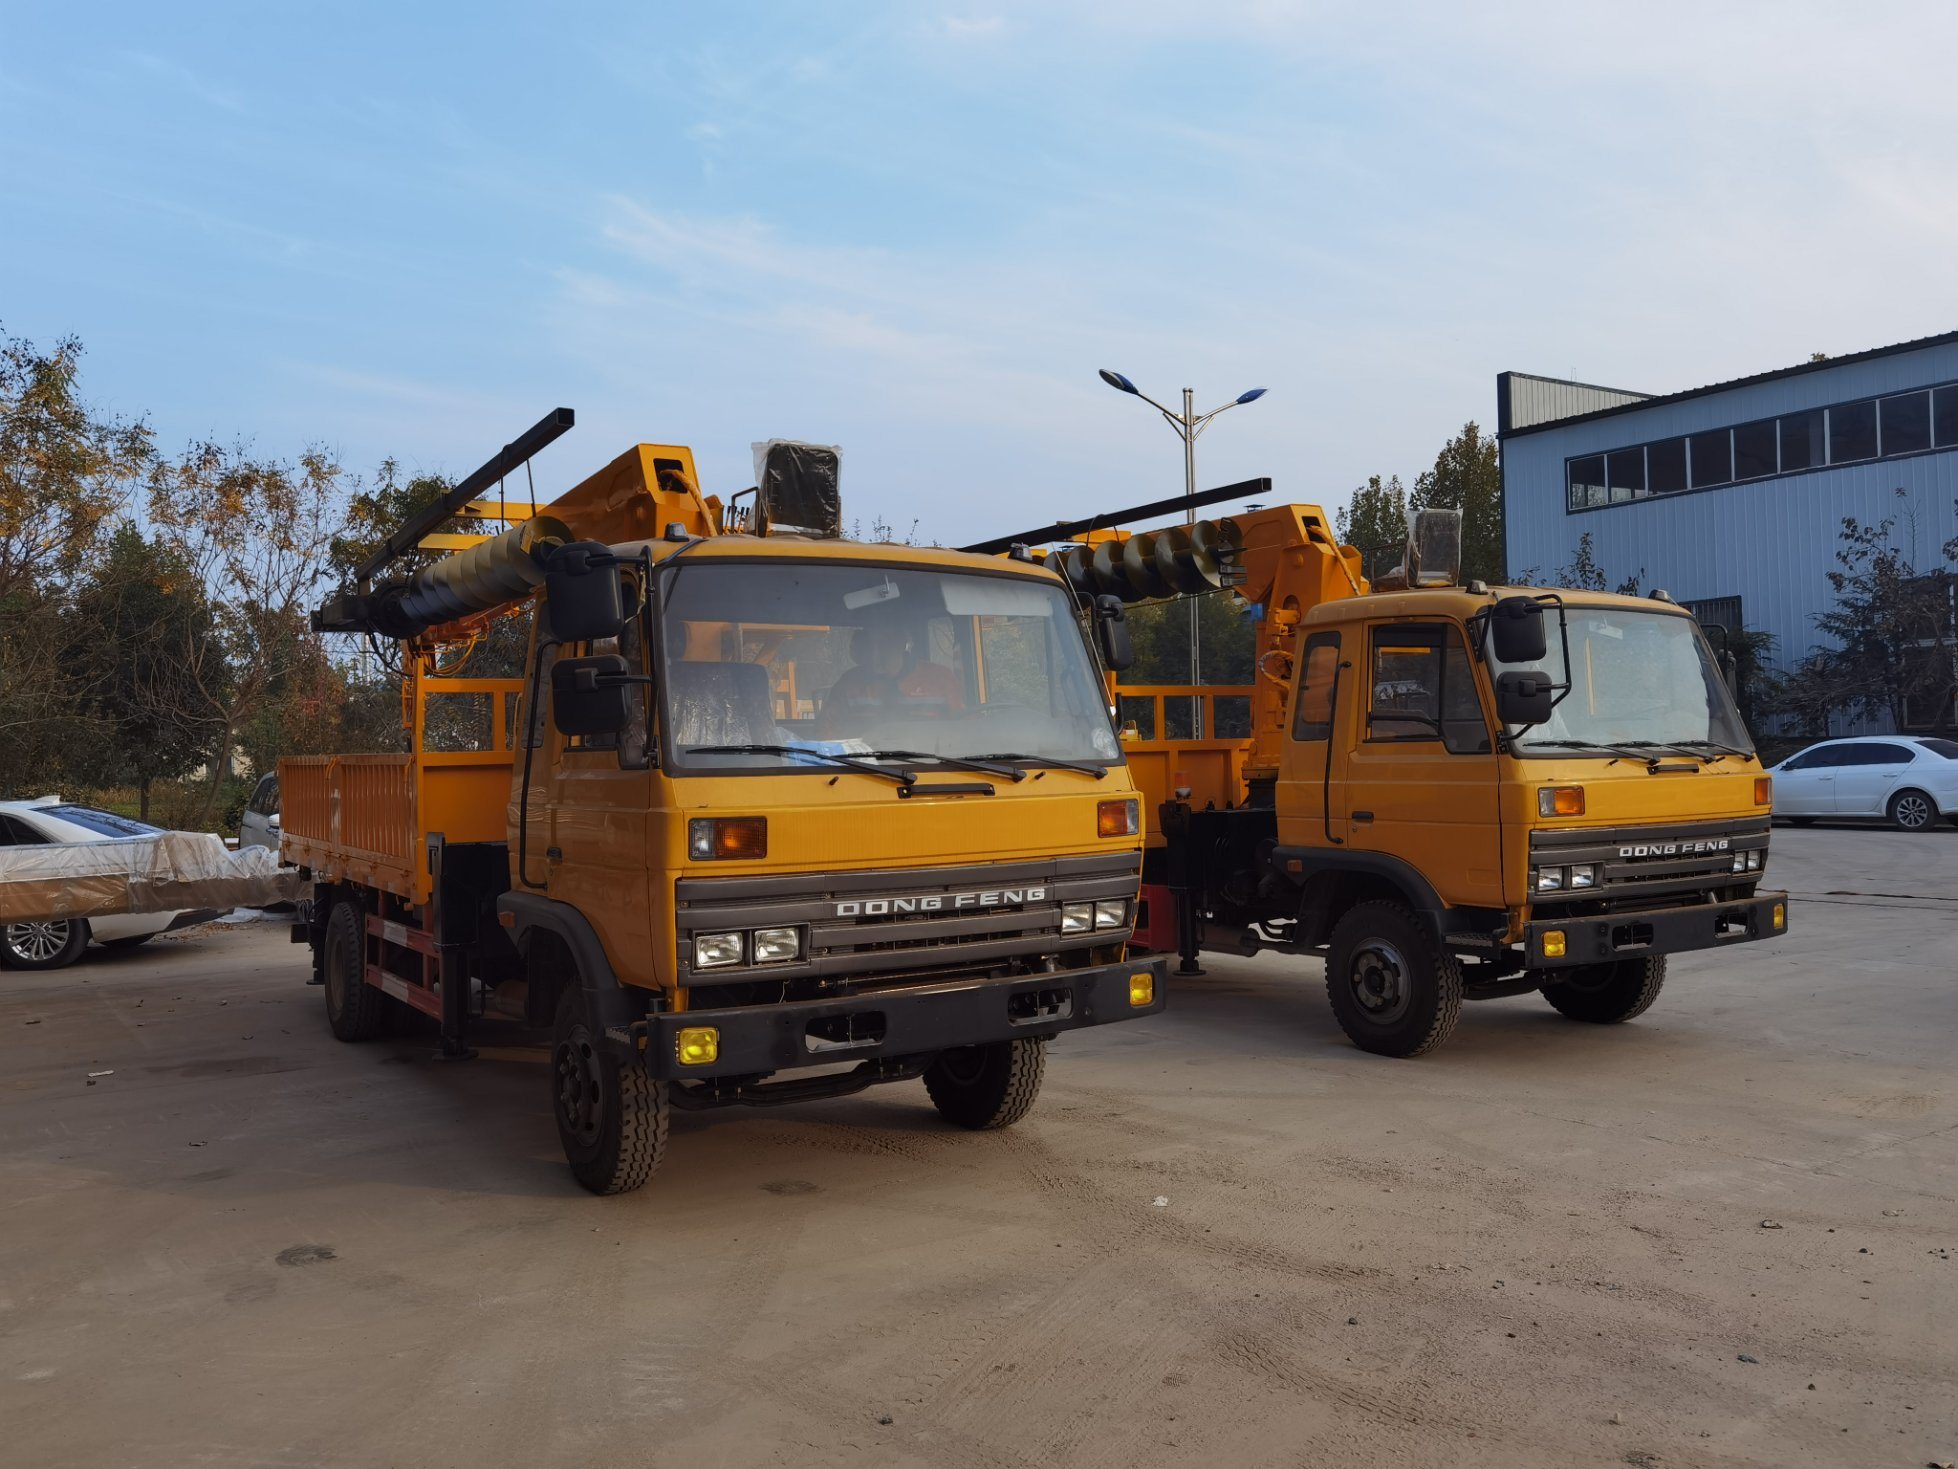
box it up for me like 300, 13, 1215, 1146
7, 2, 1958, 545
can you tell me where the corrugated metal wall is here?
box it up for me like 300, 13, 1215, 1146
1501, 342, 1958, 733
1498, 372, 1650, 431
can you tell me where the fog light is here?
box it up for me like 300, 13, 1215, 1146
1568, 864, 1596, 889
1535, 867, 1565, 891
752, 927, 801, 963
688, 816, 767, 861
1128, 971, 1154, 1007
1061, 902, 1094, 934
1098, 799, 1140, 838
1094, 899, 1128, 930
693, 931, 744, 968
676, 1026, 719, 1066
1542, 929, 1567, 959
1754, 776, 1772, 806
1538, 786, 1584, 817
1772, 903, 1785, 929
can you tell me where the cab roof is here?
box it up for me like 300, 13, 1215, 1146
1300, 583, 1697, 626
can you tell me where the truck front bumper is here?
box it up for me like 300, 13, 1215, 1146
634, 957, 1168, 1081
1523, 891, 1787, 969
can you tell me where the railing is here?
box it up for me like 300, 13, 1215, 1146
1115, 684, 1256, 745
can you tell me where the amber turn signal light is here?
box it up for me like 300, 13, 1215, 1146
1098, 798, 1140, 838
1129, 971, 1154, 1007
1754, 777, 1772, 806
1537, 786, 1584, 817
688, 816, 767, 861
1541, 929, 1567, 959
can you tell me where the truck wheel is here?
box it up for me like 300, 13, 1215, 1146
322, 899, 387, 1041
1887, 788, 1936, 832
1324, 901, 1462, 1058
924, 1038, 1046, 1129
552, 988, 667, 1195
1539, 955, 1666, 1024
1, 919, 90, 971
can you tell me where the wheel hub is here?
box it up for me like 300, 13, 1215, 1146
1897, 794, 1931, 829
5, 921, 70, 964
1348, 941, 1412, 1024
554, 1033, 603, 1143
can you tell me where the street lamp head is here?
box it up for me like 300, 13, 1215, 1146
1098, 369, 1140, 395
1235, 387, 1268, 405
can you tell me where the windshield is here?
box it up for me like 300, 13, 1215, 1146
1497, 606, 1754, 757
658, 561, 1119, 773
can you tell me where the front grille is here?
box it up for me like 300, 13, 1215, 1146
1529, 816, 1769, 907
674, 852, 1140, 985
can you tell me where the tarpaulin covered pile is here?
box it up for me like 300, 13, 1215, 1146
0, 833, 304, 922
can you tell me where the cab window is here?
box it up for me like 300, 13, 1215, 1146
1290, 633, 1341, 741
1365, 624, 1489, 754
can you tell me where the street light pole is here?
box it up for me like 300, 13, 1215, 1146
1098, 371, 1267, 738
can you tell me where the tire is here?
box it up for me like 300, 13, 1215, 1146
1, 918, 90, 971
101, 933, 156, 950
552, 987, 667, 1195
322, 898, 387, 1041
1539, 955, 1666, 1024
1324, 901, 1462, 1058
924, 1038, 1047, 1129
1887, 788, 1936, 832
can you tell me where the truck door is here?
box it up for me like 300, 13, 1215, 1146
536, 619, 660, 988
1342, 622, 1503, 910
1274, 630, 1348, 850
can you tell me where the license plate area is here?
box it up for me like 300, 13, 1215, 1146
1009, 987, 1074, 1024
1608, 921, 1654, 952
805, 1012, 887, 1053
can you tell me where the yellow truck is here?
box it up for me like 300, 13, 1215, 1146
969, 492, 1789, 1058
285, 412, 1166, 1193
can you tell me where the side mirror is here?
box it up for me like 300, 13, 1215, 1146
544, 541, 626, 643
1093, 595, 1134, 672
551, 654, 635, 737
1489, 596, 1548, 663
1494, 670, 1554, 727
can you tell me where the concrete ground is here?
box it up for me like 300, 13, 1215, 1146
1, 828, 1952, 1469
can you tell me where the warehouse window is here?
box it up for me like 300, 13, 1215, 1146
1780, 409, 1825, 472
1566, 456, 1607, 510
1647, 437, 1688, 495
1688, 430, 1732, 488
1564, 373, 1958, 513
1880, 391, 1931, 456
1733, 419, 1777, 480
1606, 447, 1645, 502
1829, 400, 1877, 462
1934, 387, 1958, 448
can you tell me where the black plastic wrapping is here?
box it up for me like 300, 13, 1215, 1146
753, 440, 842, 538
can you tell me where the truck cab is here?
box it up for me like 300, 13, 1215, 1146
287, 428, 1166, 1194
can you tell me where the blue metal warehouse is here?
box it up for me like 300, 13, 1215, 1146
1498, 333, 1958, 733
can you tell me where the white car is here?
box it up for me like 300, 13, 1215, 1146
238, 772, 281, 854
0, 799, 221, 970
1770, 736, 1958, 832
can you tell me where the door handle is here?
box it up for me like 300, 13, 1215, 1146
1352, 810, 1374, 823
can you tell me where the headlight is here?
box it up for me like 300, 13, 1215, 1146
751, 927, 801, 964
1731, 852, 1747, 873
1094, 899, 1129, 930
1535, 867, 1565, 892
693, 931, 745, 968
688, 817, 767, 860
1097, 799, 1140, 838
1061, 902, 1094, 934
1568, 864, 1596, 889
1745, 849, 1763, 871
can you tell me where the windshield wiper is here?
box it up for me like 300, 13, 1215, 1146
682, 743, 915, 787
1664, 739, 1753, 761
858, 748, 1028, 781
1511, 737, 1658, 764
970, 751, 1109, 778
